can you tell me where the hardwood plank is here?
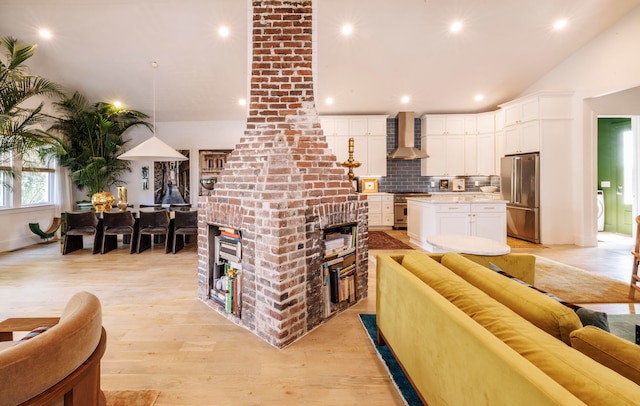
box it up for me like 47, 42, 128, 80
0, 231, 635, 405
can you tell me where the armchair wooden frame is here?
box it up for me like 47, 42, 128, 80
0, 319, 107, 406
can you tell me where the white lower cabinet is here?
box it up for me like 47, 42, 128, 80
407, 199, 506, 250
366, 193, 394, 228
470, 203, 507, 243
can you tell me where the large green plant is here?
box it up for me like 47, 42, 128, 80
45, 92, 152, 197
0, 36, 62, 158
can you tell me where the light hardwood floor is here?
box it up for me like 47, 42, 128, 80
0, 231, 637, 405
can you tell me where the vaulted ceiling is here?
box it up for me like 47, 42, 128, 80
1, 0, 639, 123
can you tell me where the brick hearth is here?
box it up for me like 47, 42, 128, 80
197, 0, 369, 348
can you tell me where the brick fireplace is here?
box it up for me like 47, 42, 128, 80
197, 0, 369, 349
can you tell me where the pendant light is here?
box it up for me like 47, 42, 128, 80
118, 61, 187, 161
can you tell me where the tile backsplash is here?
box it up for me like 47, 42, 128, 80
358, 118, 500, 193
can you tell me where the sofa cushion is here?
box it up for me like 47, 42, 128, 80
436, 252, 582, 344
399, 252, 640, 404
421, 253, 536, 285
488, 262, 610, 332
570, 326, 640, 385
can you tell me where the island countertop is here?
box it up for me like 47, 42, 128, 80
406, 197, 507, 251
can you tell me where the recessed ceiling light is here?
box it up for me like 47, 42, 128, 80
219, 26, 230, 37
38, 29, 52, 39
401, 95, 410, 104
554, 19, 567, 30
474, 94, 484, 102
450, 21, 463, 33
238, 98, 246, 106
325, 97, 334, 105
341, 24, 353, 36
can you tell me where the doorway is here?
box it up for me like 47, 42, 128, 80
598, 117, 633, 235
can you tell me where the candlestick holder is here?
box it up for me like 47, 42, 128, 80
341, 137, 361, 183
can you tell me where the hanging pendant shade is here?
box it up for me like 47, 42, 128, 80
118, 61, 186, 162
118, 135, 187, 161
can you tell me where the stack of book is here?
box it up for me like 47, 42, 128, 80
210, 227, 242, 318
218, 228, 241, 262
321, 225, 358, 317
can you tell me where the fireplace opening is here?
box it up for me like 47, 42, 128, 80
322, 223, 358, 318
207, 224, 243, 318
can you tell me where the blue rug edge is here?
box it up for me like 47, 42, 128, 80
358, 314, 423, 406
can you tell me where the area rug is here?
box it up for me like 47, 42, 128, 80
369, 231, 413, 250
359, 314, 423, 406
104, 390, 160, 406
607, 314, 640, 344
534, 255, 636, 304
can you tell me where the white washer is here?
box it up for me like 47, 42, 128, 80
597, 190, 605, 231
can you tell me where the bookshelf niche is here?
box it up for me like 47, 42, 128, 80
321, 223, 358, 318
209, 225, 242, 317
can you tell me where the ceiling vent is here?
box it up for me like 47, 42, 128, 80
388, 112, 429, 160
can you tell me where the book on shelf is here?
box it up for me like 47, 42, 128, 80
329, 268, 340, 303
339, 263, 356, 276
325, 256, 343, 267
220, 227, 240, 239
220, 243, 241, 257
219, 251, 240, 263
323, 245, 355, 259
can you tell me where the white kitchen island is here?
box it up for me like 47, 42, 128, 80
407, 196, 507, 252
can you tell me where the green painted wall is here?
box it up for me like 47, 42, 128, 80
598, 118, 632, 234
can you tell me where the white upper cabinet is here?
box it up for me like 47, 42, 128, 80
320, 115, 388, 177
320, 117, 349, 136
421, 134, 465, 176
476, 111, 495, 134
366, 135, 388, 177
503, 97, 539, 127
476, 132, 495, 175
424, 115, 469, 135
422, 113, 492, 176
500, 92, 572, 155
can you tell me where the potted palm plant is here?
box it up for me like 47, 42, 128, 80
44, 91, 152, 210
0, 36, 62, 169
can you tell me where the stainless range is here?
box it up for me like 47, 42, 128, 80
393, 193, 431, 229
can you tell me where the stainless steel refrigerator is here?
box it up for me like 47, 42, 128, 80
501, 153, 540, 243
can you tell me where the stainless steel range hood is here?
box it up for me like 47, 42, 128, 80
388, 112, 429, 160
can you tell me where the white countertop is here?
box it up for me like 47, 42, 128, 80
406, 196, 508, 203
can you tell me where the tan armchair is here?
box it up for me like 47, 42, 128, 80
0, 292, 106, 406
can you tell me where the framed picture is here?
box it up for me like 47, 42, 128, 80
453, 178, 466, 192
439, 179, 449, 191
362, 178, 379, 193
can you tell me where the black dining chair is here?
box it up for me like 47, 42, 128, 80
169, 203, 192, 212
139, 204, 162, 210
62, 211, 100, 255
101, 211, 136, 254
172, 210, 198, 253
137, 209, 171, 253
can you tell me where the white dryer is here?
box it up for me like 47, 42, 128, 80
597, 190, 605, 231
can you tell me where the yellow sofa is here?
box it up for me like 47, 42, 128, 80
376, 251, 640, 405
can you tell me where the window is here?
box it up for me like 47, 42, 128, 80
0, 148, 55, 208
0, 152, 8, 208
20, 149, 54, 206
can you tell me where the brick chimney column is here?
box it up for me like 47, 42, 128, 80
199, 0, 368, 349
